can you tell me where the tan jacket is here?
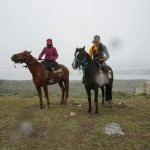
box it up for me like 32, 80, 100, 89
88, 43, 109, 61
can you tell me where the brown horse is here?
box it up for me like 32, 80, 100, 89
11, 51, 69, 108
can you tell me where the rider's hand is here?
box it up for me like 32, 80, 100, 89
99, 58, 105, 63
99, 58, 105, 61
94, 57, 100, 61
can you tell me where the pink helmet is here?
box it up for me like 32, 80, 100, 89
46, 39, 52, 42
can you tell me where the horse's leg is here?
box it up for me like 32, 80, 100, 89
108, 80, 113, 108
58, 81, 65, 104
43, 85, 50, 108
64, 78, 69, 103
94, 88, 99, 114
105, 84, 112, 108
110, 79, 113, 101
86, 88, 92, 113
108, 72, 113, 108
36, 86, 44, 109
101, 87, 105, 106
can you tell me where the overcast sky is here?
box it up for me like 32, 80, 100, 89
0, 0, 150, 80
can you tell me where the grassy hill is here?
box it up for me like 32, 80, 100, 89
0, 80, 149, 150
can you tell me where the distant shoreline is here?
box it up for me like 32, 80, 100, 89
1, 74, 150, 81
0, 79, 149, 81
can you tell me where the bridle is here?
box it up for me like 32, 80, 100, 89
14, 54, 37, 68
74, 51, 88, 76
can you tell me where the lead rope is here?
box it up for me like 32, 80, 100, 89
14, 63, 28, 69
74, 58, 88, 78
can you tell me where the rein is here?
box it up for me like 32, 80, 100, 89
74, 53, 88, 76
14, 56, 38, 69
14, 63, 28, 69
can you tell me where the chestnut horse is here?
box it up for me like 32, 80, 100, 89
72, 47, 113, 114
11, 51, 69, 108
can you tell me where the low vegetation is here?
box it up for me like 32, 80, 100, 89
0, 80, 149, 150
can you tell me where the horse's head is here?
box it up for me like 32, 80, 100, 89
11, 51, 32, 64
72, 46, 86, 70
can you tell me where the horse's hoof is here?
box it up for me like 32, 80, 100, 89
108, 102, 112, 108
108, 105, 112, 108
60, 102, 64, 105
101, 103, 105, 108
95, 112, 100, 116
102, 104, 107, 108
40, 105, 45, 109
95, 110, 99, 114
63, 102, 67, 105
40, 107, 44, 109
60, 100, 64, 104
88, 110, 92, 113
46, 105, 50, 108
60, 100, 67, 105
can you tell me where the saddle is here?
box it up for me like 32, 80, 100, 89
42, 61, 64, 83
94, 60, 112, 79
45, 68, 64, 84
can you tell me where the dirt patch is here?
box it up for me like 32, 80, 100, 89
132, 114, 150, 122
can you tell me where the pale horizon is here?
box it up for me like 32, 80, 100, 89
0, 0, 150, 80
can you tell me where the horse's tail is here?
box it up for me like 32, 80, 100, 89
60, 64, 69, 99
105, 68, 113, 101
65, 77, 69, 99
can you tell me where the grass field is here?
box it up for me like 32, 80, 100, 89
0, 80, 150, 150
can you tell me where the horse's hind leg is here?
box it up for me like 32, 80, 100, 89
94, 88, 99, 114
109, 79, 113, 101
58, 81, 65, 104
101, 87, 105, 106
64, 78, 69, 103
108, 83, 113, 108
43, 85, 50, 108
36, 86, 44, 109
105, 84, 112, 108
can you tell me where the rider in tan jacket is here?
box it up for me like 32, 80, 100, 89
88, 35, 110, 70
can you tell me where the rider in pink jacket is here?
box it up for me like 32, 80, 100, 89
38, 39, 60, 71
38, 39, 58, 61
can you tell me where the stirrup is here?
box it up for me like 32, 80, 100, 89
45, 70, 50, 78
48, 79, 54, 84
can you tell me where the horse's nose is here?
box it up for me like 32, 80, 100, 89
11, 54, 16, 61
71, 62, 74, 67
72, 61, 76, 69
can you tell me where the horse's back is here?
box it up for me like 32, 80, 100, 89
59, 64, 69, 79
59, 64, 69, 73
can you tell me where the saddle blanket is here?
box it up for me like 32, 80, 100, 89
45, 68, 63, 79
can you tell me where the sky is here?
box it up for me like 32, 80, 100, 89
0, 0, 150, 80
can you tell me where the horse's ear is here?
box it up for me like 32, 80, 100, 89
76, 47, 78, 50
28, 51, 32, 54
83, 46, 85, 50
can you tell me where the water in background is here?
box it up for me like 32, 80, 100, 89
115, 75, 150, 80
71, 73, 150, 80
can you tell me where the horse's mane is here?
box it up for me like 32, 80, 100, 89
22, 51, 37, 61
84, 50, 94, 63
25, 52, 39, 65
